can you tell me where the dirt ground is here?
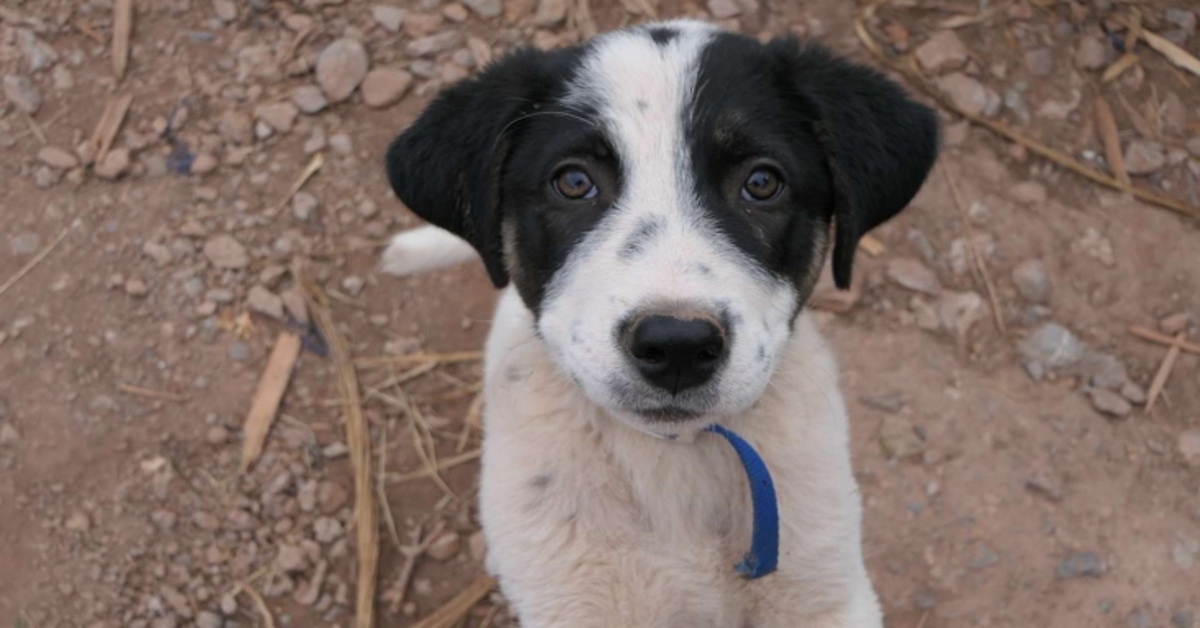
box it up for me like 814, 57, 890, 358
1, 0, 1199, 626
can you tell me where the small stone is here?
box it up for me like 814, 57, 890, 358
276, 543, 308, 573
887, 258, 940, 295
1011, 259, 1050, 304
1025, 47, 1055, 77
317, 481, 349, 514
205, 426, 229, 445
1078, 352, 1129, 391
1009, 180, 1047, 205
256, 102, 298, 134
3, 75, 42, 114
323, 442, 349, 458
247, 286, 284, 320
462, 0, 503, 18
1025, 472, 1064, 502
9, 232, 41, 256
193, 511, 221, 531
936, 291, 985, 340
1173, 610, 1196, 628
220, 594, 238, 616
1173, 536, 1198, 571
37, 146, 79, 170
1179, 430, 1200, 468
1071, 228, 1115, 267
292, 191, 320, 221
203, 235, 250, 269
329, 133, 354, 154
142, 241, 173, 266
443, 3, 470, 21
1129, 608, 1156, 628
0, 422, 20, 446
407, 31, 465, 57
915, 31, 970, 75
935, 73, 1001, 117
859, 393, 904, 413
292, 86, 328, 114
357, 198, 379, 218
191, 153, 218, 175
341, 275, 366, 296
428, 531, 463, 562
213, 0, 237, 22
195, 611, 222, 628
533, 0, 570, 24
65, 512, 91, 533
313, 516, 343, 543
1057, 551, 1105, 579
1160, 312, 1191, 335
361, 69, 414, 108
1089, 388, 1132, 418
404, 12, 445, 37
469, 530, 487, 562
707, 0, 743, 19
1075, 36, 1111, 70
1125, 140, 1167, 175
1019, 323, 1086, 376
914, 591, 937, 612
228, 341, 251, 362
218, 110, 253, 146
372, 5, 408, 32
150, 510, 177, 531
124, 277, 149, 297
16, 30, 59, 72
1120, 382, 1147, 405
316, 39, 370, 103
879, 415, 924, 459
94, 148, 131, 179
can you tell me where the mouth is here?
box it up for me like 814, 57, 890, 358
629, 406, 704, 423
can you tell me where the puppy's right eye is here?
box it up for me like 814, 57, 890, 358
552, 168, 598, 200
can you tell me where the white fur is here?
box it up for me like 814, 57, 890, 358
379, 225, 478, 277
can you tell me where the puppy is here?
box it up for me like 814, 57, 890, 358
382, 20, 938, 627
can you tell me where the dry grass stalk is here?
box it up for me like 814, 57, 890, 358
859, 234, 886, 257
1101, 53, 1141, 84
0, 227, 70, 300
240, 332, 302, 472
90, 94, 133, 164
1141, 30, 1200, 79
1129, 326, 1200, 355
853, 8, 1200, 222
117, 384, 188, 403
309, 298, 379, 628
1116, 91, 1156, 141
1145, 332, 1185, 414
377, 421, 404, 551
384, 520, 447, 614
240, 583, 277, 628
411, 574, 498, 628
270, 152, 325, 216
355, 351, 484, 370
941, 165, 1007, 335
1093, 97, 1129, 186
387, 449, 482, 484
456, 392, 484, 453
369, 362, 439, 394
112, 0, 133, 79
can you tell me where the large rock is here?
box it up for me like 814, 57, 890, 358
360, 69, 413, 108
935, 73, 1000, 117
915, 31, 969, 75
316, 39, 370, 103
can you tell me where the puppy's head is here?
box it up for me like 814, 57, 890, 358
387, 21, 938, 433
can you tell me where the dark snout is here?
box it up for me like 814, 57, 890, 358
623, 312, 728, 394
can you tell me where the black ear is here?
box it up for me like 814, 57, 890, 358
771, 39, 939, 289
385, 48, 576, 287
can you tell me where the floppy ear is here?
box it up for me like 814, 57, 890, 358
385, 48, 575, 287
771, 39, 940, 289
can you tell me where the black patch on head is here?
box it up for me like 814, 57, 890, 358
647, 27, 678, 46
619, 216, 665, 260
684, 32, 938, 305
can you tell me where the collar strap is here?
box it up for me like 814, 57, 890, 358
704, 424, 779, 579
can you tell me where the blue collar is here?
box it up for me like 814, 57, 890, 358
704, 424, 779, 579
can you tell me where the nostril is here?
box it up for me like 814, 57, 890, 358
696, 346, 722, 363
633, 346, 667, 365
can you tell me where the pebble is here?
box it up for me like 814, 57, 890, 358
218, 110, 253, 146
1024, 47, 1054, 77
1120, 381, 1147, 404
37, 146, 79, 170
707, 0, 743, 19
469, 530, 487, 562
195, 611, 222, 628
124, 277, 149, 297
1174, 536, 1198, 570
879, 415, 924, 459
1179, 430, 1200, 468
935, 73, 1001, 117
1019, 323, 1085, 378
193, 511, 221, 531
247, 286, 285, 320
1071, 228, 1115, 267
16, 30, 59, 72
316, 39, 370, 103
407, 31, 465, 57
220, 594, 238, 616
428, 530, 462, 561
192, 153, 218, 175
915, 31, 969, 75
886, 258, 940, 296
65, 512, 91, 533
276, 543, 309, 573
533, 0, 570, 25
1125, 140, 1167, 175
317, 481, 349, 514
1160, 312, 1191, 335
372, 5, 408, 32
94, 148, 132, 179
203, 235, 250, 269
229, 341, 251, 362
1129, 609, 1156, 628
361, 68, 414, 108
341, 275, 366, 296
462, 0, 503, 18
150, 510, 177, 531
292, 191, 320, 221
205, 426, 229, 445
936, 291, 985, 339
213, 0, 237, 21
0, 422, 20, 446
9, 232, 41, 256
443, 3, 470, 21
1187, 136, 1200, 158
329, 133, 354, 154
142, 241, 173, 266
313, 517, 343, 543
1078, 352, 1129, 391
292, 86, 329, 114
1009, 180, 1047, 205
256, 102, 299, 134
3, 75, 42, 114
1057, 551, 1105, 579
1075, 36, 1111, 70
1089, 388, 1132, 418
1011, 259, 1050, 304
1174, 610, 1196, 628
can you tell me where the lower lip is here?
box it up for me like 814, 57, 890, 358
635, 407, 702, 422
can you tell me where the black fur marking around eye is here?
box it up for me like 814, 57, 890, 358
619, 216, 666, 260
647, 27, 679, 46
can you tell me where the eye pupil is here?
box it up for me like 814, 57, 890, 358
743, 168, 782, 201
554, 168, 596, 200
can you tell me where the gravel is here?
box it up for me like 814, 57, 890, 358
886, 258, 941, 295
1019, 323, 1086, 379
1011, 259, 1050, 304
3, 75, 42, 114
203, 235, 250, 269
1056, 551, 1105, 579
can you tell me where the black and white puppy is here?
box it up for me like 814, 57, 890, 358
382, 20, 937, 627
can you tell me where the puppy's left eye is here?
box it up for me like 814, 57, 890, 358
553, 168, 598, 200
741, 168, 783, 202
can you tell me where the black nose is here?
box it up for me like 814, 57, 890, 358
625, 315, 727, 393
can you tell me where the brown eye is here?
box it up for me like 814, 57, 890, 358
741, 168, 783, 202
553, 168, 598, 200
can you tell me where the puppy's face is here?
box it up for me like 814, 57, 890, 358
388, 22, 938, 434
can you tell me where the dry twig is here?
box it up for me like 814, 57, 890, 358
1145, 332, 1185, 414
941, 165, 1006, 335
1141, 30, 1200, 79
270, 153, 325, 216
0, 227, 70, 300
411, 574, 498, 628
384, 520, 446, 614
240, 332, 302, 472
1093, 97, 1129, 186
117, 384, 189, 403
90, 94, 133, 164
355, 351, 484, 370
1129, 326, 1200, 355
240, 583, 277, 628
112, 0, 133, 79
386, 450, 482, 485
